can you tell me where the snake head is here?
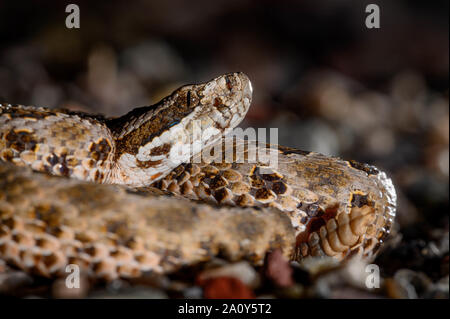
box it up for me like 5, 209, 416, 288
193, 72, 253, 132
110, 72, 253, 186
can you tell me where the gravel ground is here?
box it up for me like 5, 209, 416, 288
0, 1, 448, 299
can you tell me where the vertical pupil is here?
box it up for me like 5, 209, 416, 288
186, 91, 191, 107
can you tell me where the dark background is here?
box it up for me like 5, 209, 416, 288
0, 0, 448, 298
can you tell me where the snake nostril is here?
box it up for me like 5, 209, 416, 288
225, 75, 233, 91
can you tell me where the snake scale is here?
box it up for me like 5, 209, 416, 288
0, 73, 396, 280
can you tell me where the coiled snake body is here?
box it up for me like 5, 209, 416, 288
0, 73, 396, 280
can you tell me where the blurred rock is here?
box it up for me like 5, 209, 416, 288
264, 249, 294, 288
89, 285, 168, 299
386, 269, 433, 299
122, 41, 188, 84
197, 261, 260, 288
0, 270, 33, 295
201, 276, 254, 299
51, 274, 90, 299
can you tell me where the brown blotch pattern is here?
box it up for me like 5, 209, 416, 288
350, 192, 371, 208
4, 130, 38, 153
1, 104, 116, 184
149, 143, 171, 156
110, 88, 199, 157
153, 138, 395, 262
136, 159, 163, 169
89, 138, 112, 163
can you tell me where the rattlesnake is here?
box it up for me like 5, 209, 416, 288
0, 72, 396, 280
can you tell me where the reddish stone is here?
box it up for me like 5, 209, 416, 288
201, 276, 254, 299
264, 249, 294, 287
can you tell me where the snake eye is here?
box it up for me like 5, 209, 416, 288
185, 90, 199, 108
